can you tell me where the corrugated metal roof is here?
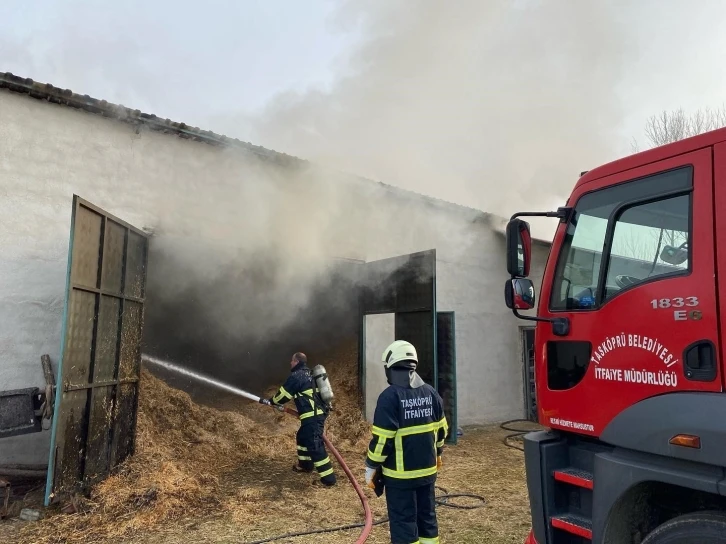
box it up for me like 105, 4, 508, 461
0, 71, 492, 222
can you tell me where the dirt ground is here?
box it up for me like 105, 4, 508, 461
151, 428, 533, 544
1, 426, 533, 544
0, 343, 535, 544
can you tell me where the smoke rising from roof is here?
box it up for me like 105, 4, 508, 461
210, 0, 631, 237
12, 0, 726, 397
139, 154, 480, 393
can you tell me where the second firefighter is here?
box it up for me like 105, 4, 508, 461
364, 340, 448, 544
268, 352, 336, 487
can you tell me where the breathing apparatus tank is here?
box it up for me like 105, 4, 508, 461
312, 364, 334, 405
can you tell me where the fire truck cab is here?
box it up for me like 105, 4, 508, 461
506, 127, 726, 543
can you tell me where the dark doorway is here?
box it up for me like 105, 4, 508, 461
359, 250, 458, 443
437, 312, 457, 444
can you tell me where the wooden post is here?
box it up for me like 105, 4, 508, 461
41, 355, 55, 386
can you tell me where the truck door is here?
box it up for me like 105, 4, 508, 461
537, 148, 719, 435
712, 142, 726, 389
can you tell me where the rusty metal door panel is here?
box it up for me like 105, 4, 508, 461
84, 386, 114, 483
45, 196, 149, 505
101, 221, 126, 294
110, 383, 138, 467
119, 301, 143, 380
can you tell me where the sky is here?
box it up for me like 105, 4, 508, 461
0, 0, 361, 121
1, 0, 726, 227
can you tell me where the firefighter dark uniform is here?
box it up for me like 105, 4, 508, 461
365, 340, 448, 544
270, 359, 336, 486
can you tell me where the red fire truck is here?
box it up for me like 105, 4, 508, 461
505, 127, 726, 544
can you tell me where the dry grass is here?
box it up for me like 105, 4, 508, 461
2, 341, 533, 544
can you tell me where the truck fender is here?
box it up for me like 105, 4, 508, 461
600, 392, 726, 467
593, 447, 726, 542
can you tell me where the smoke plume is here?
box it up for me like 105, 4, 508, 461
115, 1, 634, 393
140, 154, 478, 394
2, 0, 644, 398
212, 0, 631, 238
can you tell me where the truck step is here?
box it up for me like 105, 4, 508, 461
553, 468, 594, 490
551, 513, 593, 540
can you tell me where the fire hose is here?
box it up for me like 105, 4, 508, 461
141, 357, 486, 543
500, 419, 545, 452
257, 401, 374, 544
247, 401, 485, 544
243, 484, 487, 543
142, 356, 375, 542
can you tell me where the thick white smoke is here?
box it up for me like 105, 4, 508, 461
211, 0, 632, 238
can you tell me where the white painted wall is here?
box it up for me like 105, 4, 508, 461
358, 198, 552, 426
0, 89, 549, 463
363, 313, 395, 422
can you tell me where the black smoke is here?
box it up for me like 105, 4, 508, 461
141, 241, 362, 399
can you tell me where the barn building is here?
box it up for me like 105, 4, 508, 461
0, 73, 550, 480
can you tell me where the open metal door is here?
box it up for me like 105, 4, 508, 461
45, 196, 149, 505
436, 312, 457, 444
359, 250, 437, 415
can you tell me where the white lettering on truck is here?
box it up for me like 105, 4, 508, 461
590, 332, 679, 368
590, 331, 680, 389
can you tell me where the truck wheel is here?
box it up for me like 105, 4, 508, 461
642, 511, 726, 543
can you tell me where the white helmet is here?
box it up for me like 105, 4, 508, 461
382, 340, 418, 369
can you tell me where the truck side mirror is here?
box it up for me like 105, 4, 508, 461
505, 278, 536, 311
506, 219, 532, 277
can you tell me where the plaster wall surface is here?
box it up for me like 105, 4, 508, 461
0, 89, 544, 463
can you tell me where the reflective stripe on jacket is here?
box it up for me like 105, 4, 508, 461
365, 381, 448, 487
271, 362, 326, 422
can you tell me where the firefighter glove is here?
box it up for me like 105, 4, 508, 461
365, 466, 377, 489
437, 455, 443, 469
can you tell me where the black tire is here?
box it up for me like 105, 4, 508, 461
642, 511, 726, 543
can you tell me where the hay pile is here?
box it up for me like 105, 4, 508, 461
16, 340, 366, 544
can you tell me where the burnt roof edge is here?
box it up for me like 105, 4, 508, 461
0, 72, 303, 166
0, 71, 490, 220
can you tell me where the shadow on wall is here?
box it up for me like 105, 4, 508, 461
141, 238, 363, 400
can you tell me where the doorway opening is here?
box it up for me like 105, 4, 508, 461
359, 250, 457, 444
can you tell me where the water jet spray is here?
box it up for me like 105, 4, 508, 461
142, 354, 262, 402
140, 354, 374, 543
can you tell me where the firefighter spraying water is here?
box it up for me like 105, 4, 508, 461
263, 353, 337, 486
141, 353, 375, 542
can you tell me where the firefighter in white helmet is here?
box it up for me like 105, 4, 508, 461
364, 340, 448, 544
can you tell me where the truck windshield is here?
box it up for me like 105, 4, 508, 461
550, 167, 692, 311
